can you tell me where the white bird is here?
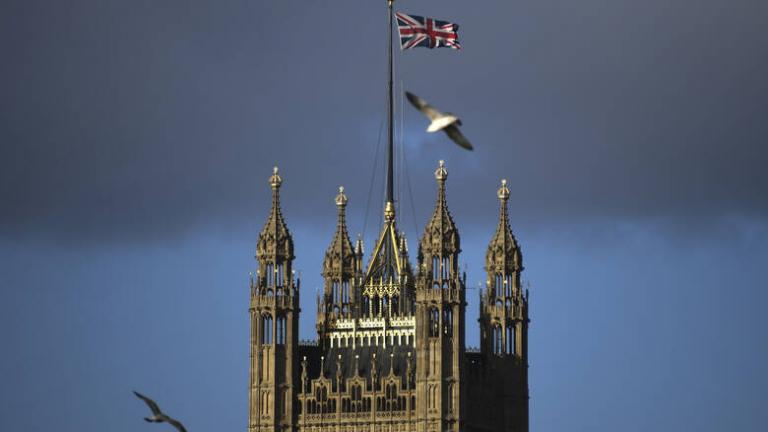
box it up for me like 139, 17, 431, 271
405, 91, 473, 151
133, 391, 188, 432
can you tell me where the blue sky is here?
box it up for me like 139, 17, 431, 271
1, 1, 767, 431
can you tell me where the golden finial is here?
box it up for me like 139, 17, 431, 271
435, 159, 448, 181
335, 186, 348, 207
269, 166, 282, 189
384, 201, 395, 221
497, 178, 510, 201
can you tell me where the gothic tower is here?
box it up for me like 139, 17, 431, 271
317, 187, 363, 344
249, 167, 300, 432
414, 161, 466, 432
479, 179, 529, 432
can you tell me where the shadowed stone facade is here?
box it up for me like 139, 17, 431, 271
248, 162, 529, 432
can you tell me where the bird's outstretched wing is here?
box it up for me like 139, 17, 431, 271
133, 391, 162, 416
405, 91, 442, 121
165, 417, 188, 432
443, 124, 474, 151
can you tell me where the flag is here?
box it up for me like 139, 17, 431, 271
396, 12, 461, 50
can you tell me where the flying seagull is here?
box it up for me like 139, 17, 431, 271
405, 91, 473, 151
133, 391, 188, 432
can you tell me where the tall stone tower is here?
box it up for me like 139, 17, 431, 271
477, 179, 529, 432
414, 161, 465, 432
249, 167, 300, 432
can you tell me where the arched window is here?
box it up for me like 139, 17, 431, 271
443, 308, 453, 336
276, 315, 286, 345
362, 296, 370, 316
441, 256, 450, 280
262, 314, 273, 345
332, 281, 339, 305
266, 264, 274, 287
505, 274, 513, 298
509, 323, 517, 355
276, 263, 284, 287
492, 323, 502, 356
429, 308, 440, 337
342, 281, 350, 303
495, 273, 502, 296
432, 256, 439, 280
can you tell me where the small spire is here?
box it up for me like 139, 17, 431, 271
485, 177, 522, 299
419, 160, 459, 264
355, 234, 364, 255
257, 166, 294, 266
323, 186, 355, 280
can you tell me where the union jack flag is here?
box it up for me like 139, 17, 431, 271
396, 12, 461, 50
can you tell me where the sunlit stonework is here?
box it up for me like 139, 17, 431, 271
248, 162, 530, 432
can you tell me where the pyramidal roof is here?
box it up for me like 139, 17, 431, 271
486, 179, 521, 273
419, 160, 460, 259
323, 187, 355, 277
257, 167, 294, 262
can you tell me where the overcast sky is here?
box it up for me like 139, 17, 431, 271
1, 1, 767, 431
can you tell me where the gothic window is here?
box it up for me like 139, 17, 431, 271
429, 308, 440, 338
362, 296, 370, 316
506, 323, 516, 356
372, 295, 380, 317
448, 382, 455, 413
342, 281, 350, 303
350, 384, 362, 413
262, 314, 273, 345
332, 281, 339, 305
495, 273, 502, 295
492, 323, 502, 356
276, 315, 286, 345
385, 382, 399, 411
443, 308, 453, 336
441, 256, 450, 280
391, 295, 399, 316
276, 263, 284, 288
505, 274, 513, 297
315, 385, 328, 413
432, 256, 439, 279
266, 263, 274, 287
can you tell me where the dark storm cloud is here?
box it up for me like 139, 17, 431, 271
1, 0, 766, 242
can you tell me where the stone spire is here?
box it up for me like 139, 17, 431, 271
485, 179, 522, 299
419, 160, 460, 259
256, 167, 294, 264
323, 186, 355, 279
418, 161, 460, 284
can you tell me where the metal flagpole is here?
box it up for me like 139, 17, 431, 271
385, 0, 395, 219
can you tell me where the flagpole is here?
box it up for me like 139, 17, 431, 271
385, 0, 395, 220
